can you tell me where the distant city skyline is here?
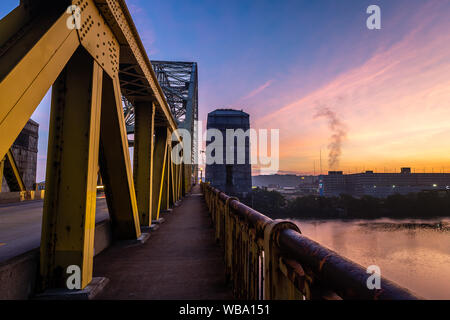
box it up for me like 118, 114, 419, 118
1, 0, 449, 180
254, 167, 450, 177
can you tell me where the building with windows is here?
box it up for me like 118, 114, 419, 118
319, 168, 450, 198
205, 109, 252, 197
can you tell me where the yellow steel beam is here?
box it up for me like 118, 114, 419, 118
160, 145, 169, 211
4, 149, 26, 192
72, 0, 140, 238
0, 7, 79, 160
76, 0, 120, 78
0, 158, 4, 193
0, 0, 39, 48
133, 101, 155, 227
151, 127, 168, 221
96, 0, 179, 137
99, 72, 141, 240
177, 164, 182, 200
183, 164, 192, 195
181, 165, 186, 197
40, 48, 103, 290
168, 145, 175, 206
174, 163, 178, 201
0, 0, 181, 160
173, 163, 179, 201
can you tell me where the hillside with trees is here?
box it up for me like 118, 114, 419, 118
246, 188, 450, 219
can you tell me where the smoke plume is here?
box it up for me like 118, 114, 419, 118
314, 103, 347, 170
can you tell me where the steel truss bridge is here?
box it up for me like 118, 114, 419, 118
0, 0, 192, 291
0, 0, 418, 300
123, 60, 198, 183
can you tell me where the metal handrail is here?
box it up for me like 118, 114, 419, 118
201, 182, 420, 300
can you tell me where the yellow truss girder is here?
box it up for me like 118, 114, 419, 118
177, 164, 182, 200
98, 72, 141, 240
0, 7, 79, 160
133, 101, 156, 227
168, 145, 175, 206
0, 158, 3, 193
152, 127, 168, 221
161, 146, 170, 212
98, 0, 179, 133
0, 0, 191, 291
4, 149, 26, 192
41, 48, 103, 290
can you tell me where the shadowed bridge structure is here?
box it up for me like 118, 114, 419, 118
0, 0, 419, 300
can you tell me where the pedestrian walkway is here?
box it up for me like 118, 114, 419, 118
93, 185, 232, 299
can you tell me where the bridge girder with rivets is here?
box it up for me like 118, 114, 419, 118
0, 0, 188, 291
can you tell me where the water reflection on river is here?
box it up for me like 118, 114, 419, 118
292, 218, 450, 300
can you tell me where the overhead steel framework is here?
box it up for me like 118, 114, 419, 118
152, 61, 198, 184
151, 61, 198, 125
123, 96, 136, 134
123, 61, 199, 183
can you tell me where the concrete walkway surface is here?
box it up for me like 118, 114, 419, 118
93, 185, 233, 299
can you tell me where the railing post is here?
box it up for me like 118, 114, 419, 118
263, 220, 304, 300
224, 196, 238, 284
248, 228, 260, 300
202, 182, 418, 300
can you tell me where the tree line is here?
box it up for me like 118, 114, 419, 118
243, 188, 450, 219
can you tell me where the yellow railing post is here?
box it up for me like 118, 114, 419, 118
263, 221, 304, 300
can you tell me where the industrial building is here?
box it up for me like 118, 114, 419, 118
319, 168, 450, 198
205, 109, 252, 197
1, 119, 39, 191
254, 174, 319, 198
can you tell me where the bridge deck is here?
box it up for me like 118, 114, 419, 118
93, 185, 232, 299
0, 199, 109, 263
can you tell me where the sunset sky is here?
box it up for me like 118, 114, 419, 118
1, 0, 449, 180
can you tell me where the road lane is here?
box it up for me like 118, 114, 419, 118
0, 199, 109, 262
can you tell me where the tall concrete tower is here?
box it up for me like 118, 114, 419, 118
206, 109, 252, 197
1, 119, 39, 191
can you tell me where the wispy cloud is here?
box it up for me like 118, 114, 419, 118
242, 80, 273, 100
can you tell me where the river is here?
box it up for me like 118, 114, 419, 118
292, 218, 450, 300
